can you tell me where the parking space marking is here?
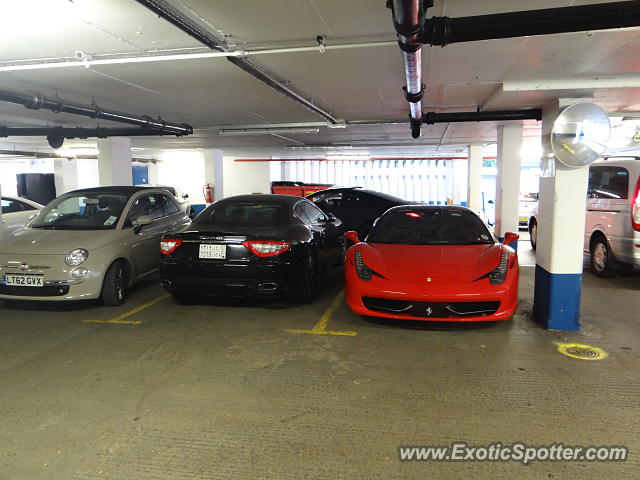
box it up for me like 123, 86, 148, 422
83, 294, 169, 325
287, 290, 357, 336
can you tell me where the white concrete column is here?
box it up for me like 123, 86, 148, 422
532, 99, 594, 331
204, 149, 224, 202
494, 123, 523, 241
97, 137, 132, 186
53, 157, 78, 195
467, 145, 483, 212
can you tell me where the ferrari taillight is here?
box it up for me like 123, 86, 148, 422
243, 240, 290, 257
632, 177, 640, 231
160, 238, 183, 255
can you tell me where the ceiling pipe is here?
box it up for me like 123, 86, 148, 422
134, 0, 339, 124
388, 0, 640, 138
389, 0, 430, 139
0, 126, 185, 139
0, 89, 193, 136
421, 1, 640, 46
422, 109, 542, 125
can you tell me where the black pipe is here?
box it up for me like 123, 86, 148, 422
135, 0, 339, 124
422, 1, 640, 46
422, 109, 542, 125
0, 126, 186, 138
0, 90, 193, 136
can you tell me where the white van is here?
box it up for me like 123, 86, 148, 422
528, 157, 640, 277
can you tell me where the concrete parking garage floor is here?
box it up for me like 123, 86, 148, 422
1, 239, 638, 480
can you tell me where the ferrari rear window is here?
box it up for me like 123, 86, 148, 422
367, 209, 493, 245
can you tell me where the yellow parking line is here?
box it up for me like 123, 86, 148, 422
83, 294, 169, 325
287, 289, 358, 336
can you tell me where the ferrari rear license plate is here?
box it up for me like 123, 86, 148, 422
199, 244, 226, 259
3, 274, 44, 287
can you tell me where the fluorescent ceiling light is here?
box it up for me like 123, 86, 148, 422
219, 127, 320, 136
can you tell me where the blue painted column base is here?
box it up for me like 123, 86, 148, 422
533, 265, 581, 330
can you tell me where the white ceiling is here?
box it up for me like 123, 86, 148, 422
0, 0, 639, 156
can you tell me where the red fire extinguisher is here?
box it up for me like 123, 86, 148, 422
204, 183, 214, 204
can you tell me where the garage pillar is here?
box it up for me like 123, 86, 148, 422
97, 137, 132, 186
204, 149, 224, 202
533, 100, 590, 331
467, 145, 482, 213
53, 157, 78, 195
494, 123, 523, 247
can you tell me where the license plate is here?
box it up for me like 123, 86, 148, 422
3, 274, 44, 287
199, 243, 226, 259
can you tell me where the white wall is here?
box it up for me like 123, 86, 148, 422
156, 151, 205, 204
77, 158, 99, 189
224, 157, 271, 197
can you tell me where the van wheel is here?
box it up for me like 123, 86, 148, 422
101, 261, 128, 306
529, 219, 537, 250
590, 236, 616, 278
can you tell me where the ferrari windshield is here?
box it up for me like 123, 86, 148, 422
367, 208, 494, 245
30, 192, 129, 230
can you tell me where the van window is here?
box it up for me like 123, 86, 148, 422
588, 166, 629, 199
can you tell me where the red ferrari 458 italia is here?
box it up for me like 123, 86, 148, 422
344, 205, 519, 322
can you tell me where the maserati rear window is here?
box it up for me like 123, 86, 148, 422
196, 202, 284, 226
367, 209, 493, 245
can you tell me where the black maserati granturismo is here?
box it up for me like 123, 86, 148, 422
159, 194, 345, 302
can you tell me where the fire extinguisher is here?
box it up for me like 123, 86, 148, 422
204, 183, 214, 204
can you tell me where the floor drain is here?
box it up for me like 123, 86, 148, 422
556, 343, 608, 360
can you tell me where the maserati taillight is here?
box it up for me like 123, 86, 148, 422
160, 238, 183, 255
242, 240, 290, 257
632, 177, 640, 231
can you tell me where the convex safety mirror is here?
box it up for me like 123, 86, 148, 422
551, 103, 611, 168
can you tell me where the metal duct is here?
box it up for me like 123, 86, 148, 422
0, 89, 193, 136
422, 1, 640, 46
0, 126, 185, 139
135, 0, 339, 124
390, 0, 430, 138
422, 109, 542, 125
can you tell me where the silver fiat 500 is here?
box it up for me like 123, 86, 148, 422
0, 186, 190, 305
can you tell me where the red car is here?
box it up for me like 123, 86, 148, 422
344, 206, 519, 322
